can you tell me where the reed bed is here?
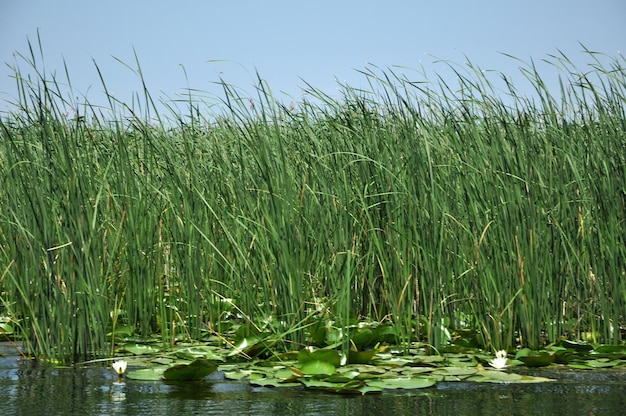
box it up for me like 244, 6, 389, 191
1, 48, 624, 363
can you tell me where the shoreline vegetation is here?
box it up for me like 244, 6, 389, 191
0, 45, 625, 366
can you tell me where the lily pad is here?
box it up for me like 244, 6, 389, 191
175, 346, 226, 361
126, 367, 167, 381
579, 359, 620, 369
228, 337, 274, 358
366, 376, 436, 390
416, 355, 446, 365
162, 358, 218, 381
301, 379, 374, 394
401, 366, 436, 376
299, 360, 336, 376
556, 340, 593, 352
298, 349, 341, 367
0, 321, 14, 335
348, 349, 378, 364
249, 377, 301, 388
118, 343, 161, 355
325, 371, 360, 383
469, 370, 553, 383
593, 345, 626, 356
432, 366, 478, 377
223, 370, 253, 380
567, 362, 593, 370
518, 353, 554, 367
274, 367, 300, 381
109, 325, 134, 338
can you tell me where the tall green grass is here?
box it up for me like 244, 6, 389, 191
1, 44, 624, 363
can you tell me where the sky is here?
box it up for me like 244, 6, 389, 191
1, 0, 624, 120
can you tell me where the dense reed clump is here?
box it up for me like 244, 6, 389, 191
0, 47, 624, 364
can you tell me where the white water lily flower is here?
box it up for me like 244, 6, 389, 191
112, 359, 128, 375
489, 350, 508, 370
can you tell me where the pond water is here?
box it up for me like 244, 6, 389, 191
1, 343, 625, 416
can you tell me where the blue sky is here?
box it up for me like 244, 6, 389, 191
1, 1, 624, 118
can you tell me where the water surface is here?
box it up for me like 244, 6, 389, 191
2, 343, 624, 415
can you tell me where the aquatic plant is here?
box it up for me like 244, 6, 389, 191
111, 359, 127, 375
488, 350, 508, 369
0, 38, 624, 364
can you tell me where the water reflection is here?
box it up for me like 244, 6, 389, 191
2, 343, 625, 416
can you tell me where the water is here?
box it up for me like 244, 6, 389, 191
2, 343, 625, 415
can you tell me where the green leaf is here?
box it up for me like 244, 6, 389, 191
348, 349, 377, 364
518, 353, 554, 367
299, 360, 336, 376
400, 367, 436, 376
593, 345, 626, 354
432, 366, 478, 376
325, 370, 360, 383
175, 346, 226, 361
300, 379, 372, 394
582, 359, 620, 368
109, 325, 134, 338
469, 370, 522, 383
126, 367, 166, 381
351, 328, 375, 349
469, 371, 553, 383
250, 378, 300, 388
274, 367, 300, 381
556, 340, 594, 352
223, 370, 252, 380
297, 348, 341, 367
417, 355, 446, 365
162, 358, 218, 381
118, 343, 161, 355
0, 322, 14, 334
567, 362, 593, 370
366, 377, 436, 390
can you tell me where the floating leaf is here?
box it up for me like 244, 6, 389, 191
432, 366, 478, 377
556, 340, 593, 352
417, 355, 446, 365
301, 379, 371, 394
351, 328, 375, 349
518, 353, 554, 367
227, 337, 273, 358
150, 357, 174, 366
223, 370, 252, 380
382, 357, 414, 367
326, 371, 360, 383
567, 362, 593, 370
593, 345, 626, 355
175, 346, 225, 361
553, 350, 575, 364
162, 358, 217, 381
348, 349, 377, 364
366, 376, 436, 390
109, 325, 134, 338
299, 360, 336, 376
580, 359, 620, 368
126, 367, 166, 381
353, 365, 388, 376
250, 377, 300, 388
274, 367, 300, 381
401, 367, 436, 376
373, 324, 398, 344
447, 355, 478, 367
0, 321, 14, 334
118, 343, 161, 355
298, 349, 341, 367
469, 370, 523, 383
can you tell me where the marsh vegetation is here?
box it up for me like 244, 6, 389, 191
0, 44, 624, 367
